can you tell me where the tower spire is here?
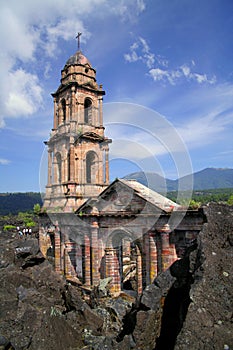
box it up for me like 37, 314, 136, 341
76, 32, 82, 51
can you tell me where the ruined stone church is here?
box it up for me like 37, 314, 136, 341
39, 45, 205, 295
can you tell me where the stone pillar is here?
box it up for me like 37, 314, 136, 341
71, 86, 76, 120
61, 157, 65, 183
84, 233, 91, 286
58, 104, 62, 125
47, 150, 52, 186
69, 144, 75, 182
53, 157, 58, 184
98, 238, 105, 279
64, 156, 68, 183
105, 149, 109, 184
105, 248, 121, 294
99, 97, 103, 126
136, 246, 143, 295
54, 226, 61, 273
91, 219, 100, 286
53, 98, 58, 129
149, 232, 157, 283
143, 232, 150, 285
66, 101, 69, 122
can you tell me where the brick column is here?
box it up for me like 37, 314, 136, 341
149, 232, 157, 283
143, 232, 150, 285
64, 241, 76, 278
54, 226, 61, 273
159, 224, 178, 272
91, 220, 100, 286
105, 248, 121, 294
84, 233, 91, 286
136, 246, 143, 295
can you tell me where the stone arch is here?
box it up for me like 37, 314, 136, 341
84, 97, 92, 124
86, 151, 98, 184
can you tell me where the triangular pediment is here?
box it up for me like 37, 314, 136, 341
76, 179, 179, 216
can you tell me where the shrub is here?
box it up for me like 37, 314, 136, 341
26, 221, 36, 228
3, 225, 16, 231
33, 203, 41, 215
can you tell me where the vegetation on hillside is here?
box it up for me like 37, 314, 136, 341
0, 192, 43, 215
166, 188, 233, 208
0, 203, 41, 231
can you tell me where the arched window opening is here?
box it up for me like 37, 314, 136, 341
56, 153, 62, 183
86, 151, 97, 183
84, 98, 92, 124
61, 99, 66, 123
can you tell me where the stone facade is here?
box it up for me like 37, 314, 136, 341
40, 48, 205, 296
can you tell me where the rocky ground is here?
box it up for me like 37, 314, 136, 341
0, 203, 232, 350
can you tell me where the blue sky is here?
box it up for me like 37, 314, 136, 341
0, 0, 232, 192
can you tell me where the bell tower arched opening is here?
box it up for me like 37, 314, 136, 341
61, 99, 66, 123
86, 151, 98, 184
84, 98, 92, 124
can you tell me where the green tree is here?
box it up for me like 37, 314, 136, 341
227, 195, 233, 206
26, 221, 36, 228
33, 203, 41, 215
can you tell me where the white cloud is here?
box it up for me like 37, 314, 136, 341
104, 80, 233, 164
0, 0, 145, 128
0, 158, 11, 165
5, 69, 43, 117
110, 0, 146, 20
177, 111, 232, 148
125, 37, 216, 85
149, 64, 216, 85
124, 36, 155, 69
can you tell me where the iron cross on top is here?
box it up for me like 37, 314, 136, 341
76, 32, 82, 51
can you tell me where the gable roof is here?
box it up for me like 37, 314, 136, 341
119, 179, 180, 212
76, 178, 180, 214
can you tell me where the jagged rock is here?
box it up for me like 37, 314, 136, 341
140, 269, 176, 311
0, 203, 232, 350
97, 277, 112, 297
0, 233, 99, 349
82, 329, 114, 350
14, 238, 45, 269
174, 204, 233, 350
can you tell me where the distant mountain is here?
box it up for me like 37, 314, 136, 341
123, 168, 233, 192
0, 168, 232, 215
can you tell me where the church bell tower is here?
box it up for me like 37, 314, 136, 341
43, 37, 111, 212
